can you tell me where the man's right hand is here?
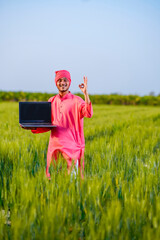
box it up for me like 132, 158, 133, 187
19, 124, 37, 130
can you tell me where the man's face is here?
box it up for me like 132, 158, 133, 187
56, 77, 70, 92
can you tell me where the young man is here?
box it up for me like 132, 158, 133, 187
31, 70, 93, 179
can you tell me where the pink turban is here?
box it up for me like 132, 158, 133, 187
55, 70, 71, 86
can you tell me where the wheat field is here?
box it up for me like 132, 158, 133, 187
0, 102, 160, 239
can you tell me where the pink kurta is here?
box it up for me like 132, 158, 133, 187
31, 92, 93, 171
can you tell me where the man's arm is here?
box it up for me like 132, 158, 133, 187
31, 127, 52, 134
79, 76, 93, 118
19, 124, 37, 130
19, 124, 51, 133
84, 91, 91, 104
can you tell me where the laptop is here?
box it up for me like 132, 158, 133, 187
19, 102, 56, 128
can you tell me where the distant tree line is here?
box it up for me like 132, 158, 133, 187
0, 91, 160, 105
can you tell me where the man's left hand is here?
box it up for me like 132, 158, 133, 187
79, 76, 88, 95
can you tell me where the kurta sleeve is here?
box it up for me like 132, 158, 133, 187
79, 101, 93, 119
31, 128, 51, 134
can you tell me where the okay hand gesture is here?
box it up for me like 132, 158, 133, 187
79, 76, 88, 95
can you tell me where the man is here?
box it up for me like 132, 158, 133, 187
31, 70, 93, 179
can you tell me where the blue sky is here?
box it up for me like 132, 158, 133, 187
0, 0, 160, 95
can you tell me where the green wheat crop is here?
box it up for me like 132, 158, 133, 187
0, 102, 160, 239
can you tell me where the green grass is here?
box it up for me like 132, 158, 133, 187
0, 102, 160, 239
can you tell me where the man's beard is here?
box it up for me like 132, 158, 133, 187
60, 89, 68, 92
59, 86, 70, 92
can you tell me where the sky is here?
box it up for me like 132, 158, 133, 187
0, 0, 160, 95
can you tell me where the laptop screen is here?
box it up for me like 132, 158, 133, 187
19, 102, 51, 123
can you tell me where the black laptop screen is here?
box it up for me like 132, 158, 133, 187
19, 102, 51, 123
